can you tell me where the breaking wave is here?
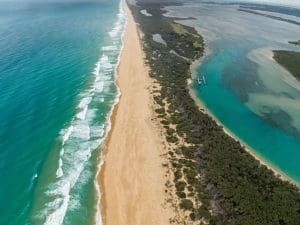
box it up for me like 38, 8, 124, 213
31, 1, 127, 225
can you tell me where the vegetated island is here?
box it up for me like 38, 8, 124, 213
238, 8, 300, 26
128, 0, 300, 224
288, 40, 300, 45
273, 50, 300, 81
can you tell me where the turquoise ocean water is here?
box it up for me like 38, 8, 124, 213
0, 0, 125, 224
165, 2, 300, 183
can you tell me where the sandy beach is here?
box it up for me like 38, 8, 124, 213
98, 2, 173, 225
189, 84, 298, 186
188, 41, 297, 186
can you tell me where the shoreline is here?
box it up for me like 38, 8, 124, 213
95, 2, 126, 223
186, 27, 300, 187
98, 1, 174, 224
111, 1, 300, 223
96, 100, 120, 225
189, 66, 299, 186
96, 1, 299, 224
187, 31, 298, 186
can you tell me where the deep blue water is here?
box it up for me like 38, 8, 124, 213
0, 1, 125, 224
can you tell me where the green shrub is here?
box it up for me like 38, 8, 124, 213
187, 185, 194, 192
176, 191, 186, 198
175, 181, 186, 192
174, 169, 182, 180
190, 212, 196, 221
161, 119, 170, 125
181, 146, 195, 159
155, 108, 165, 114
166, 135, 178, 143
180, 199, 193, 210
197, 206, 211, 220
167, 127, 175, 136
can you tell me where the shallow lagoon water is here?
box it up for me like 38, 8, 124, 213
165, 2, 300, 182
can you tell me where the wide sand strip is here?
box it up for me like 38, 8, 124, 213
98, 2, 173, 225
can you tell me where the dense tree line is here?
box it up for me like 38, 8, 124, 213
129, 1, 300, 224
273, 50, 300, 80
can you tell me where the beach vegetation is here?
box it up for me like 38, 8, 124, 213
171, 161, 182, 169
160, 119, 170, 126
174, 169, 182, 180
171, 22, 189, 35
273, 50, 300, 80
166, 127, 175, 136
196, 206, 211, 221
129, 1, 300, 224
180, 199, 193, 210
153, 95, 165, 106
187, 185, 193, 192
155, 107, 165, 114
166, 135, 178, 143
176, 191, 186, 198
175, 181, 186, 192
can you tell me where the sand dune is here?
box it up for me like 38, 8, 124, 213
98, 2, 173, 225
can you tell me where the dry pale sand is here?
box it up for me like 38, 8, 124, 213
98, 2, 173, 225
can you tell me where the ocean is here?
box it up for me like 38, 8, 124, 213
0, 0, 126, 224
165, 2, 300, 183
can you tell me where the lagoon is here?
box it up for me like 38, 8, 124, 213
165, 2, 300, 183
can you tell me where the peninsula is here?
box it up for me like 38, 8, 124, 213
100, 0, 300, 224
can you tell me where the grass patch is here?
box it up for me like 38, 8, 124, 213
171, 22, 189, 35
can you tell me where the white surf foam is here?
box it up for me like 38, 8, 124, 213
44, 145, 93, 223
102, 45, 118, 51
44, 183, 70, 225
93, 62, 101, 76
61, 126, 74, 144
72, 123, 90, 140
94, 80, 105, 93
94, 1, 127, 225
56, 126, 74, 179
39, 1, 127, 225
56, 158, 63, 178
90, 125, 105, 138
78, 97, 92, 109
76, 106, 88, 120
95, 155, 105, 225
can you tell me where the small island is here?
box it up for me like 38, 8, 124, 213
273, 50, 300, 80
288, 40, 300, 45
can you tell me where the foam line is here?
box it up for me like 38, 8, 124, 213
38, 1, 127, 224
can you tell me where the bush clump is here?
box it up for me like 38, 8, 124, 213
166, 135, 178, 143
155, 108, 165, 114
175, 181, 186, 192
174, 169, 182, 180
180, 199, 193, 210
176, 191, 186, 198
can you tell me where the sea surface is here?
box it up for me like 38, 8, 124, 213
164, 2, 300, 183
0, 0, 125, 224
